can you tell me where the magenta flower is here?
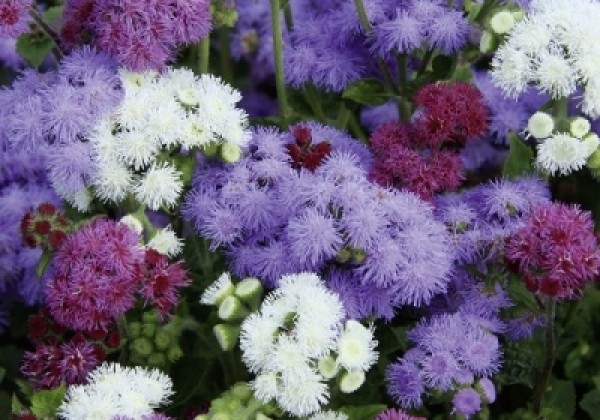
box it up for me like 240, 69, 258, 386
141, 249, 190, 316
46, 218, 144, 332
0, 0, 32, 38
504, 202, 600, 299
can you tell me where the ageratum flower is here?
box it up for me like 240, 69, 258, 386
0, 0, 31, 38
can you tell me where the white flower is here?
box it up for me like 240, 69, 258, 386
536, 132, 590, 175
276, 368, 329, 417
336, 320, 378, 372
200, 272, 235, 305
239, 313, 279, 373
92, 160, 134, 203
527, 112, 554, 139
120, 214, 144, 235
252, 372, 280, 403
147, 225, 183, 257
115, 130, 161, 170
59, 362, 173, 420
491, 0, 600, 115
308, 411, 349, 420
133, 163, 182, 210
339, 370, 366, 394
582, 133, 600, 156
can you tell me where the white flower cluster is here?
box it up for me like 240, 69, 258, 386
527, 112, 600, 176
59, 362, 173, 420
239, 272, 378, 417
491, 0, 600, 116
60, 68, 250, 211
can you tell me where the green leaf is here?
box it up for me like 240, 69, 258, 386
43, 5, 64, 24
342, 79, 389, 106
16, 32, 54, 69
541, 379, 575, 420
503, 132, 535, 178
581, 390, 600, 420
0, 366, 5, 385
30, 383, 66, 419
431, 55, 456, 79
339, 404, 387, 420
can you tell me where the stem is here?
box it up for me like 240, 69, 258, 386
348, 113, 368, 143
532, 297, 556, 416
475, 0, 498, 24
270, 0, 291, 127
396, 54, 412, 121
353, 0, 399, 94
335, 103, 352, 129
284, 1, 294, 31
554, 96, 569, 121
29, 9, 64, 59
416, 50, 434, 77
218, 27, 235, 83
304, 85, 327, 123
198, 35, 210, 74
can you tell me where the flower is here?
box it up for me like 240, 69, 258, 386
491, 0, 600, 116
46, 219, 144, 332
134, 163, 183, 210
536, 133, 594, 176
504, 202, 600, 299
336, 320, 378, 372
147, 226, 183, 258
452, 388, 482, 419
59, 362, 174, 420
0, 0, 32, 38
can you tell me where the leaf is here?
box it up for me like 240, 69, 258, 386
541, 379, 575, 420
30, 383, 66, 419
43, 6, 64, 24
581, 390, 600, 420
16, 32, 54, 69
503, 132, 535, 178
339, 404, 387, 420
0, 391, 10, 420
431, 55, 456, 79
342, 79, 389, 106
0, 366, 5, 385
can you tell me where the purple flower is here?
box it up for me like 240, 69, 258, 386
59, 339, 101, 384
372, 10, 424, 56
426, 8, 469, 54
386, 361, 425, 409
478, 377, 496, 403
376, 407, 426, 420
452, 388, 482, 418
504, 312, 545, 340
420, 351, 460, 391
46, 219, 144, 331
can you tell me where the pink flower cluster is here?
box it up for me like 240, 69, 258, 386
46, 218, 189, 332
504, 203, 600, 299
60, 0, 211, 70
0, 0, 31, 38
369, 82, 488, 200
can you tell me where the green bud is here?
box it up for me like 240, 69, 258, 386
218, 296, 250, 321
220, 143, 242, 163
211, 398, 228, 412
489, 10, 515, 35
336, 248, 352, 264
202, 142, 220, 158
154, 330, 173, 350
318, 355, 339, 379
142, 322, 157, 338
226, 399, 242, 412
235, 278, 263, 308
142, 310, 159, 324
147, 352, 167, 368
479, 30, 497, 53
255, 414, 272, 420
587, 148, 600, 170
128, 321, 142, 338
351, 248, 367, 264
167, 344, 184, 363
130, 337, 154, 357
128, 353, 146, 366
193, 415, 209, 420
212, 413, 231, 420
570, 116, 591, 138
339, 370, 365, 393
230, 382, 253, 402
213, 324, 241, 351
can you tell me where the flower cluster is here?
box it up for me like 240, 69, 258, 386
491, 0, 600, 116
20, 202, 71, 251
46, 218, 189, 332
504, 202, 600, 299
240, 272, 377, 417
88, 68, 249, 211
60, 0, 211, 70
386, 312, 501, 417
369, 82, 488, 200
59, 362, 174, 419
184, 123, 454, 318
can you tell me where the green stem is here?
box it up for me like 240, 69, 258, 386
304, 85, 327, 123
348, 113, 368, 143
335, 103, 352, 129
284, 1, 294, 31
396, 54, 412, 121
353, 0, 399, 95
198, 35, 210, 74
532, 297, 556, 416
270, 0, 291, 127
475, 0, 498, 24
554, 96, 569, 121
416, 50, 434, 77
218, 27, 235, 83
29, 8, 64, 60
